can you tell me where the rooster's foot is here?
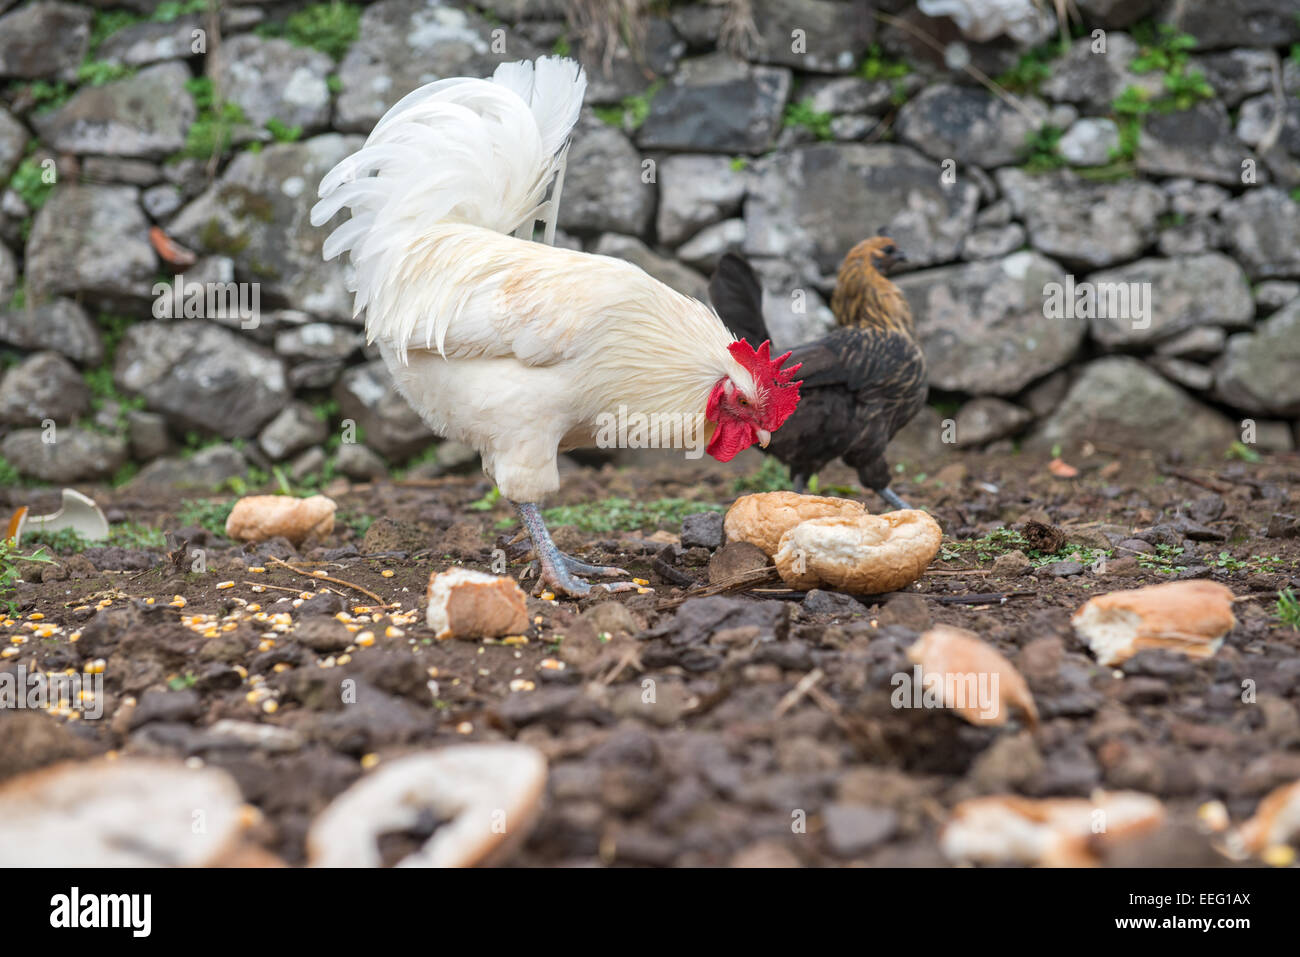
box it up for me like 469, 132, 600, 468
515, 501, 650, 600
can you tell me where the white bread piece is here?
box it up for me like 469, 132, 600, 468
906, 624, 1038, 728
941, 790, 1166, 867
1071, 579, 1236, 666
224, 494, 337, 546
1235, 779, 1300, 855
772, 509, 942, 593
426, 567, 529, 640
307, 745, 547, 867
0, 758, 250, 867
724, 491, 867, 557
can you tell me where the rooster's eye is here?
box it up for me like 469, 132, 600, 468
738, 396, 749, 406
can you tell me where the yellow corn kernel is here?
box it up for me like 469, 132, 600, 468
216, 581, 235, 590
380, 569, 395, 578
361, 753, 381, 770
28, 613, 44, 621
249, 567, 266, 574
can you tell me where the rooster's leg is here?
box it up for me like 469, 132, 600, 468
876, 486, 913, 511
515, 502, 647, 599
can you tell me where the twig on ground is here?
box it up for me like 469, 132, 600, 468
266, 556, 390, 605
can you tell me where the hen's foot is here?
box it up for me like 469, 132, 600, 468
876, 486, 912, 511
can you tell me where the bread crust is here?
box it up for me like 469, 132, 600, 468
1071, 579, 1236, 666
724, 491, 867, 556
772, 508, 942, 593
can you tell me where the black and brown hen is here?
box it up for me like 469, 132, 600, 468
708, 236, 928, 510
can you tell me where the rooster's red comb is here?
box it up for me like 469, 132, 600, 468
728, 338, 802, 431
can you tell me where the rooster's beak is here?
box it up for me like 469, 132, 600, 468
756, 429, 771, 448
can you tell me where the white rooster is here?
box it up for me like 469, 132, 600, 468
312, 56, 802, 597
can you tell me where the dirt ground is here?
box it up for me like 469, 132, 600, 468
2, 445, 1299, 867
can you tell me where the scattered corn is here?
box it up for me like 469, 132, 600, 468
381, 569, 395, 578
216, 581, 235, 590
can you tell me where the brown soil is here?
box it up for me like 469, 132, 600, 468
2, 447, 1299, 867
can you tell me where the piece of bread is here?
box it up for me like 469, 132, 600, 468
906, 624, 1038, 728
307, 745, 548, 867
724, 491, 867, 556
941, 790, 1166, 867
1070, 579, 1236, 666
224, 494, 337, 546
0, 758, 251, 867
1235, 779, 1300, 855
772, 509, 943, 593
426, 568, 529, 640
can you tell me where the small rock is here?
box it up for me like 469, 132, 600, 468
680, 511, 724, 550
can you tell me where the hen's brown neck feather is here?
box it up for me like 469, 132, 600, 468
830, 241, 914, 338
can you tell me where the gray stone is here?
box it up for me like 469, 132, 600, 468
0, 106, 26, 183
1214, 299, 1300, 416
1076, 0, 1159, 28
0, 298, 103, 366
821, 803, 898, 857
747, 0, 872, 74
32, 63, 196, 159
258, 402, 329, 461
274, 322, 363, 361
556, 115, 654, 237
1156, 220, 1219, 257
590, 234, 710, 302
1149, 356, 1214, 392
124, 444, 248, 492
960, 222, 1025, 260
1137, 101, 1249, 186
896, 83, 1046, 168
141, 184, 182, 220
676, 219, 746, 271
114, 321, 289, 438
1254, 280, 1299, 314
1219, 188, 1300, 280
97, 15, 202, 67
805, 76, 903, 116
0, 2, 90, 81
0, 241, 13, 305
746, 143, 979, 280
681, 511, 724, 550
289, 446, 327, 482
639, 53, 790, 153
0, 352, 90, 426
1192, 49, 1276, 107
656, 154, 747, 246
1163, 0, 1300, 50
214, 34, 333, 133
0, 428, 127, 483
334, 442, 388, 480
332, 360, 435, 461
335, 0, 533, 132
997, 168, 1166, 269
1086, 253, 1253, 348
169, 134, 364, 321
1235, 94, 1300, 160
126, 409, 172, 461
1155, 325, 1226, 360
25, 185, 157, 301
1038, 34, 1165, 113
1033, 356, 1235, 456
742, 256, 836, 345
1058, 118, 1120, 167
1164, 178, 1230, 218
896, 252, 1084, 395
953, 397, 1033, 448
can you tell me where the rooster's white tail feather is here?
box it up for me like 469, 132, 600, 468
312, 56, 586, 335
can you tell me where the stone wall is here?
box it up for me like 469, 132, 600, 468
1, 0, 1298, 490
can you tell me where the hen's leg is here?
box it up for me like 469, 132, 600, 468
876, 486, 913, 511
515, 502, 646, 599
